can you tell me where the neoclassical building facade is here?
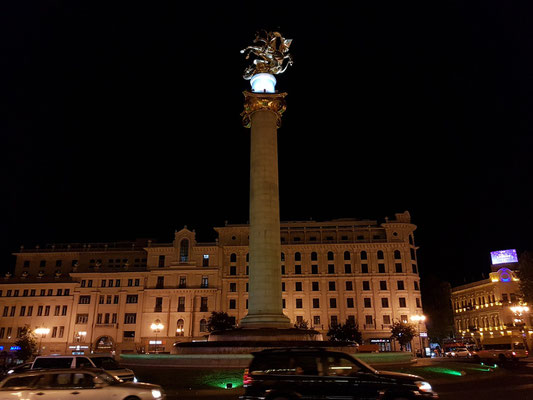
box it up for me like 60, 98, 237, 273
0, 212, 425, 355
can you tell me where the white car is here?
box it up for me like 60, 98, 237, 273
0, 368, 165, 400
445, 347, 471, 358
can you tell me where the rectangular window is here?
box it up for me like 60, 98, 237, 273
101, 280, 106, 288
379, 281, 387, 290
345, 281, 353, 291
156, 276, 164, 289
28, 306, 33, 316
99, 296, 104, 304
381, 298, 389, 308
344, 264, 352, 274
383, 315, 391, 325
158, 255, 165, 268
178, 297, 185, 312
364, 298, 372, 308
230, 266, 237, 276
23, 289, 28, 297
363, 281, 370, 290
330, 315, 338, 327
395, 263, 403, 273
361, 264, 368, 273
64, 289, 70, 296
155, 297, 163, 312
87, 280, 93, 288
6, 290, 12, 297
37, 306, 43, 316
115, 279, 120, 287
229, 299, 236, 309
282, 299, 286, 309
114, 295, 119, 304
312, 282, 319, 291
313, 315, 321, 326
51, 327, 57, 338
347, 298, 354, 308
365, 315, 373, 325
23, 260, 30, 268
397, 281, 405, 290
79, 296, 91, 304
229, 282, 236, 292
329, 298, 337, 308
401, 314, 408, 323
378, 264, 385, 273
311, 265, 318, 274
416, 298, 421, 308
200, 297, 208, 312
40, 289, 45, 296
399, 297, 407, 308
0, 327, 5, 338
328, 264, 335, 274
414, 281, 420, 291
179, 276, 186, 288
412, 264, 418, 274
313, 298, 320, 308
294, 265, 302, 274
112, 314, 117, 324
62, 305, 68, 316
14, 290, 19, 297
44, 306, 50, 316
59, 326, 64, 338
76, 314, 88, 324
97, 313, 103, 325
19, 306, 26, 317
108, 280, 113, 287
10, 306, 16, 317
203, 254, 209, 267
201, 276, 209, 288
126, 295, 138, 304
54, 306, 60, 316
124, 331, 135, 338
328, 281, 336, 291
134, 279, 140, 286
128, 279, 133, 287
30, 290, 35, 296
296, 298, 303, 309
295, 282, 303, 291
124, 313, 137, 324
47, 289, 53, 296
281, 265, 286, 275
282, 282, 285, 292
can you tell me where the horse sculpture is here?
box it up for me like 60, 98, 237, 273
240, 30, 293, 80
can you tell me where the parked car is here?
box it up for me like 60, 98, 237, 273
472, 336, 528, 364
31, 355, 136, 382
0, 363, 32, 380
0, 368, 164, 400
241, 348, 438, 400
444, 347, 471, 358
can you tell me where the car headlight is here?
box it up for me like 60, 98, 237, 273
133, 377, 138, 383
151, 389, 162, 399
415, 381, 433, 393
7, 370, 14, 374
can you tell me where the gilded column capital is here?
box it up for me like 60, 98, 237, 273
241, 91, 287, 128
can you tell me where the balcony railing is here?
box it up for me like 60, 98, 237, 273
95, 323, 116, 328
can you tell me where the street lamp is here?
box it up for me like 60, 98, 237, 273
150, 320, 164, 354
410, 315, 426, 357
34, 328, 50, 355
510, 304, 529, 330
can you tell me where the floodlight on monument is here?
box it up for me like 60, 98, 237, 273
250, 73, 277, 93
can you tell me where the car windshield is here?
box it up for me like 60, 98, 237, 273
90, 357, 121, 370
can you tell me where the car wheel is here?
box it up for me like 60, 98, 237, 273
124, 397, 141, 400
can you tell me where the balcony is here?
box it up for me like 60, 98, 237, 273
95, 323, 116, 328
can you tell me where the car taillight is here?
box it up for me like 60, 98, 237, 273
243, 368, 253, 386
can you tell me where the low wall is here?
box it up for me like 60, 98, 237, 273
120, 352, 414, 369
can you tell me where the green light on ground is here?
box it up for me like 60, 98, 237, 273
421, 367, 464, 376
212, 380, 243, 389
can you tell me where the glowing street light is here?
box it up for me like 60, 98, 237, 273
410, 315, 427, 357
150, 320, 164, 354
35, 327, 50, 355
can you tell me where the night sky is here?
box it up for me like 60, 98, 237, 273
2, 2, 532, 286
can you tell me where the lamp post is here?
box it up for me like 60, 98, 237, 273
410, 315, 426, 357
150, 320, 164, 354
34, 328, 50, 355
510, 304, 529, 330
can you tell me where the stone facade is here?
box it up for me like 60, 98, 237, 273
1, 212, 425, 355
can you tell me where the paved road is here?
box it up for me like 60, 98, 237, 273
129, 358, 533, 400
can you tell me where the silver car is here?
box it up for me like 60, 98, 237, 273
0, 368, 165, 400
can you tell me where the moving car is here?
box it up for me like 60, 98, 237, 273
31, 355, 136, 382
241, 348, 438, 400
444, 347, 471, 358
472, 336, 528, 364
0, 368, 164, 400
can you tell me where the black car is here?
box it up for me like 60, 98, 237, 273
240, 348, 438, 400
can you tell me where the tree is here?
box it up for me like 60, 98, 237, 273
14, 327, 37, 362
207, 311, 235, 332
294, 319, 309, 329
327, 320, 362, 343
518, 251, 533, 304
390, 321, 417, 351
420, 274, 454, 344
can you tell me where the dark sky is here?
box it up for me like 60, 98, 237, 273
2, 1, 532, 286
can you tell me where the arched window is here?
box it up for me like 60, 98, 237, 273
311, 252, 318, 261
230, 253, 237, 263
377, 250, 384, 260
180, 239, 189, 262
360, 251, 367, 260
327, 252, 334, 261
394, 250, 401, 260
176, 319, 185, 336
199, 319, 207, 333
294, 252, 301, 262
344, 251, 351, 260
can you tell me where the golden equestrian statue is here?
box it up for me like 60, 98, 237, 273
240, 30, 293, 80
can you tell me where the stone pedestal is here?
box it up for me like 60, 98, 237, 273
239, 91, 291, 329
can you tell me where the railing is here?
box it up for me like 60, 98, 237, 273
95, 323, 116, 328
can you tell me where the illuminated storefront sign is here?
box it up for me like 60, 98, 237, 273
491, 249, 518, 265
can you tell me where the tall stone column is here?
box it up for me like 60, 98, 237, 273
239, 91, 291, 329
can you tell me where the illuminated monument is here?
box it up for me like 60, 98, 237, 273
239, 30, 293, 329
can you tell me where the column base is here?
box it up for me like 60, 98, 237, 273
239, 313, 292, 329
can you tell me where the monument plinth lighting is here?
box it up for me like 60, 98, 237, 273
250, 73, 277, 93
